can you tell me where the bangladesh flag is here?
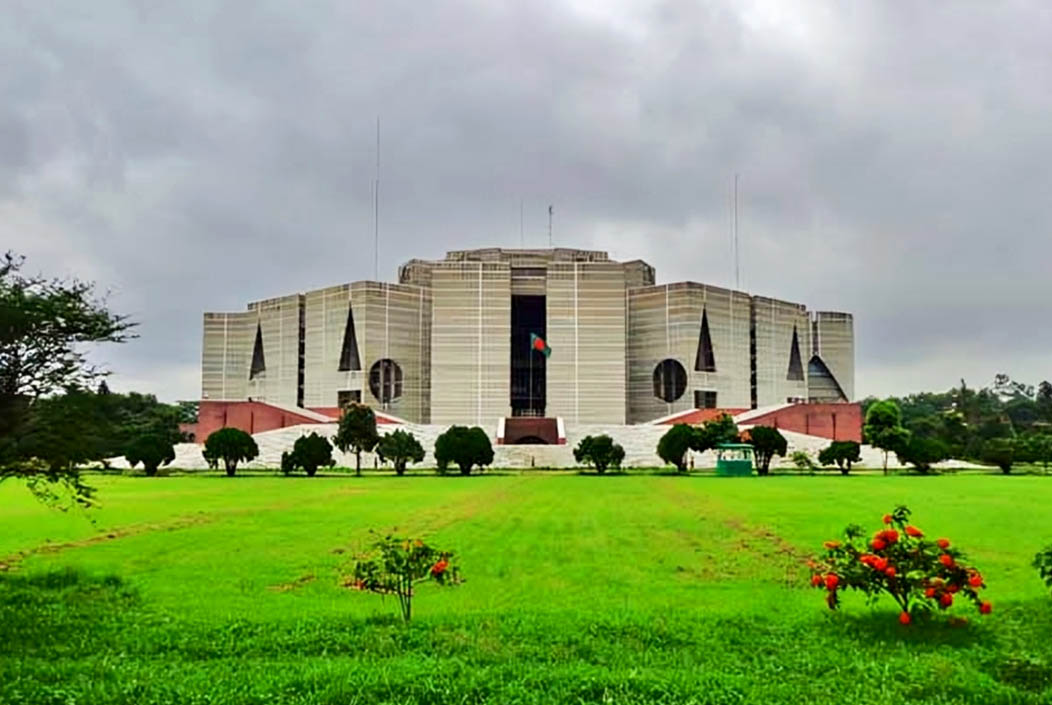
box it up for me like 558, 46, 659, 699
530, 333, 552, 358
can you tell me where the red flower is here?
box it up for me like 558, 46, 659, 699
883, 529, 900, 544
883, 514, 892, 525
925, 587, 936, 598
905, 525, 923, 538
968, 574, 983, 588
859, 554, 875, 565
873, 557, 888, 571
885, 566, 897, 578
948, 583, 959, 594
940, 592, 954, 608
979, 601, 992, 615
811, 574, 823, 587
899, 611, 911, 625
871, 539, 887, 551
431, 560, 449, 576
939, 554, 955, 568
937, 538, 950, 550
824, 573, 840, 591
823, 541, 841, 550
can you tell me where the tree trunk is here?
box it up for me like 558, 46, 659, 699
395, 462, 405, 476
883, 451, 889, 475
355, 450, 361, 477
459, 463, 471, 476
225, 461, 235, 477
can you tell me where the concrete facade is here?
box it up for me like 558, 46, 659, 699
201, 247, 854, 427
626, 283, 752, 423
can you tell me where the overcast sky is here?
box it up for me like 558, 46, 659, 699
3, 0, 1050, 402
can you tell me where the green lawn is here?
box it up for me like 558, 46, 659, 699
3, 473, 1052, 704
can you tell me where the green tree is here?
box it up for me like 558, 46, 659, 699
864, 400, 911, 475
333, 403, 379, 476
657, 424, 696, 473
283, 432, 335, 477
1024, 433, 1052, 473
202, 428, 259, 477
433, 426, 493, 475
124, 434, 175, 477
696, 413, 740, 450
896, 436, 949, 474
377, 429, 425, 476
0, 252, 133, 506
817, 440, 862, 475
573, 434, 626, 475
15, 389, 114, 472
747, 426, 787, 476
981, 438, 1015, 474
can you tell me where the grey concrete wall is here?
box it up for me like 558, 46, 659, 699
626, 283, 751, 423
546, 261, 628, 424
752, 295, 811, 407
302, 283, 361, 409
201, 310, 254, 401
302, 282, 430, 422
811, 311, 854, 401
245, 294, 303, 407
429, 261, 511, 425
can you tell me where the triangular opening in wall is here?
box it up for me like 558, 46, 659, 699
695, 308, 717, 372
249, 322, 266, 379
807, 354, 847, 401
786, 325, 805, 381
338, 306, 361, 372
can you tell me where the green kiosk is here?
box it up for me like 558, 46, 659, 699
715, 443, 754, 477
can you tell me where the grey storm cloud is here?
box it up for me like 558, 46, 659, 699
2, 0, 1050, 401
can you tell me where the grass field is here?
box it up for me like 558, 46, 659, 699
3, 473, 1052, 704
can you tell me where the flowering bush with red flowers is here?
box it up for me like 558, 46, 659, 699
809, 506, 992, 624
345, 532, 462, 622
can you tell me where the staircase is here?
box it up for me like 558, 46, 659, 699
501, 417, 562, 445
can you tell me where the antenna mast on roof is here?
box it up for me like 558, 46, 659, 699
733, 173, 740, 290
373, 116, 380, 281
548, 205, 553, 248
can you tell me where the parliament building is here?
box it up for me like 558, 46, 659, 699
201, 248, 854, 428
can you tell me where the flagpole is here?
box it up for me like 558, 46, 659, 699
529, 347, 533, 415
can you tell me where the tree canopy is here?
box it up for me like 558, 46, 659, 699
433, 426, 493, 475
0, 252, 134, 506
376, 429, 426, 476
333, 403, 379, 476
281, 432, 335, 477
747, 426, 787, 476
124, 434, 176, 477
573, 435, 626, 475
203, 428, 259, 476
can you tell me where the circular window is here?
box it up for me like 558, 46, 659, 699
653, 359, 687, 403
369, 359, 403, 404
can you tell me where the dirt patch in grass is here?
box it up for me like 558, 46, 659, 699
269, 573, 316, 592
0, 513, 214, 572
724, 518, 813, 587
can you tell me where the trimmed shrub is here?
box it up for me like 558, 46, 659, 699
573, 435, 625, 474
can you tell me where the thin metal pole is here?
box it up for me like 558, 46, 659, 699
529, 347, 533, 414
548, 205, 553, 247
733, 173, 740, 290
374, 117, 380, 281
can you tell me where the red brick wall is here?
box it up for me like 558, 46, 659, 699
741, 403, 862, 442
196, 401, 328, 442
657, 408, 749, 426
308, 407, 400, 424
